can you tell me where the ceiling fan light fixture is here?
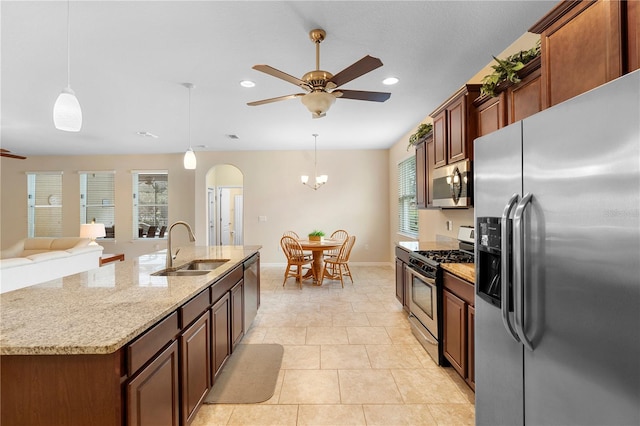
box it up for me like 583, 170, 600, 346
53, 87, 82, 132
300, 91, 335, 118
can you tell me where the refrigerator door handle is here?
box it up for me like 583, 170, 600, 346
513, 192, 534, 351
501, 193, 521, 343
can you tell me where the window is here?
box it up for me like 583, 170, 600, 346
80, 172, 115, 239
133, 171, 168, 238
27, 172, 63, 237
398, 157, 418, 237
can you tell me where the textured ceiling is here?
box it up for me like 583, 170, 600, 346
1, 1, 556, 156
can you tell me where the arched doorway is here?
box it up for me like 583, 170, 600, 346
206, 165, 243, 246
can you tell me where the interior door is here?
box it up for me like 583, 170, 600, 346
208, 189, 215, 246
219, 188, 231, 245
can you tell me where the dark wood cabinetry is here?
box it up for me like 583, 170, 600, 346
211, 292, 231, 379
442, 271, 475, 390
414, 132, 434, 209
430, 84, 481, 167
395, 246, 411, 312
231, 279, 244, 350
530, 0, 624, 108
628, 0, 640, 72
475, 92, 505, 138
180, 311, 211, 424
127, 341, 180, 426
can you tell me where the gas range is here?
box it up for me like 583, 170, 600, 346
408, 226, 475, 276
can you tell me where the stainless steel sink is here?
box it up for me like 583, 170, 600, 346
181, 259, 230, 271
151, 269, 210, 277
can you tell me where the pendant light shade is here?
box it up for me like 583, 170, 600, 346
183, 83, 196, 170
54, 0, 82, 132
184, 147, 196, 169
53, 87, 82, 132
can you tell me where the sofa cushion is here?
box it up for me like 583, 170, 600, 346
23, 238, 55, 251
26, 251, 71, 262
51, 237, 91, 250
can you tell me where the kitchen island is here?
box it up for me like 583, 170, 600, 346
0, 245, 260, 426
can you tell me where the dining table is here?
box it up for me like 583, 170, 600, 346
297, 238, 344, 283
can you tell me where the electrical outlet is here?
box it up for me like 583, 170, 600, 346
259, 216, 267, 222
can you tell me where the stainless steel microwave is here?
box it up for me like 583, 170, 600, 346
432, 159, 472, 208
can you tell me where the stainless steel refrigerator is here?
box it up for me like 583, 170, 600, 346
474, 70, 640, 426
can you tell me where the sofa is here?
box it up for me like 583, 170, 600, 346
0, 237, 104, 294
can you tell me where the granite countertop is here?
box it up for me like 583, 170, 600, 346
441, 263, 475, 283
0, 245, 260, 356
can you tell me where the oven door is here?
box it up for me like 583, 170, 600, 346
407, 266, 438, 339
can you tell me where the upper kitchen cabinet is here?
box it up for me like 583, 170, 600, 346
628, 0, 640, 72
430, 84, 482, 167
414, 132, 434, 209
529, 0, 625, 108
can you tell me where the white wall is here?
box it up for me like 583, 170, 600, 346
1, 149, 390, 265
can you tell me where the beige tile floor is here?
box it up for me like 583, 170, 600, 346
192, 265, 475, 426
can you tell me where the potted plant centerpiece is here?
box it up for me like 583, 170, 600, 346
308, 230, 325, 242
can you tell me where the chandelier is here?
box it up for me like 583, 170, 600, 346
301, 134, 328, 190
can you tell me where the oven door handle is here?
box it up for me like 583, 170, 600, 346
501, 193, 521, 344
513, 193, 534, 351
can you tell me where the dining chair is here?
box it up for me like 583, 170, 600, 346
280, 235, 315, 289
283, 230, 300, 238
324, 229, 349, 260
321, 235, 356, 287
158, 225, 167, 238
146, 225, 157, 238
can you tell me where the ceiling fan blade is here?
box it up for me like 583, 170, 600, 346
328, 55, 383, 88
0, 152, 27, 159
334, 89, 391, 102
247, 93, 305, 106
252, 65, 309, 89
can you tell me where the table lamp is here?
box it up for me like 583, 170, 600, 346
80, 222, 106, 246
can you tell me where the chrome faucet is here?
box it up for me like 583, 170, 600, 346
166, 221, 196, 269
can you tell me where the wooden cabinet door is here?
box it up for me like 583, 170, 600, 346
180, 311, 211, 425
426, 138, 435, 207
507, 68, 542, 124
532, 0, 623, 108
476, 93, 505, 137
415, 140, 427, 209
231, 280, 244, 349
432, 112, 447, 168
443, 289, 466, 377
628, 0, 640, 72
127, 340, 180, 426
395, 258, 405, 305
447, 96, 466, 164
211, 293, 231, 380
467, 305, 475, 391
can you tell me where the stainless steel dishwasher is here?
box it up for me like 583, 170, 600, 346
243, 253, 260, 331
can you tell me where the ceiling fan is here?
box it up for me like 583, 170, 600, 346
0, 149, 26, 159
247, 29, 391, 118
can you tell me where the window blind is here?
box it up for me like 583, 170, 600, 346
398, 156, 418, 237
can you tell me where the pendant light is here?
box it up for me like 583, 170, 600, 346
301, 134, 328, 190
53, 0, 82, 132
183, 83, 196, 170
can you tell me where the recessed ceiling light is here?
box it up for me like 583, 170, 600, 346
226, 134, 239, 140
240, 80, 255, 88
136, 131, 159, 138
382, 77, 399, 85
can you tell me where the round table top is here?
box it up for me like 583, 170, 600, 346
297, 239, 343, 250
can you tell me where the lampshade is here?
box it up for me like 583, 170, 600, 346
80, 223, 106, 245
300, 91, 336, 118
54, 88, 82, 132
184, 147, 197, 169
